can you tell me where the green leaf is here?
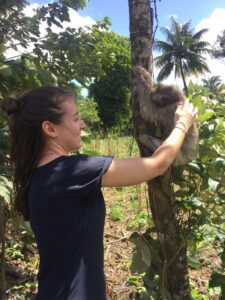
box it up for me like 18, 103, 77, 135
188, 162, 205, 176
11, 215, 23, 230
0, 65, 13, 77
191, 197, 204, 208
0, 185, 11, 205
0, 176, 12, 205
209, 272, 225, 288
172, 165, 185, 182
60, 0, 87, 10
192, 95, 204, 115
198, 111, 215, 122
130, 233, 152, 274
214, 158, 225, 172
22, 233, 35, 244
187, 255, 201, 269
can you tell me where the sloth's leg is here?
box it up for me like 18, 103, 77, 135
139, 134, 162, 152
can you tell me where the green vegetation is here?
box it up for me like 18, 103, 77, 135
89, 31, 131, 132
109, 200, 124, 221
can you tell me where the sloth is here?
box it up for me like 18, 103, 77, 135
133, 66, 199, 166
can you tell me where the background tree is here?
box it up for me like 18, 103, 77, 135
212, 29, 225, 60
154, 17, 211, 95
0, 55, 57, 98
0, 0, 38, 53
77, 99, 102, 134
32, 18, 112, 87
0, 0, 88, 97
202, 75, 225, 101
34, 23, 132, 133
0, 0, 87, 50
89, 32, 131, 133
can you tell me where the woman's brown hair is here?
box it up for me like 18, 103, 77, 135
0, 87, 73, 220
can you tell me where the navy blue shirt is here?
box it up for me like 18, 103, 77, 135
28, 154, 113, 300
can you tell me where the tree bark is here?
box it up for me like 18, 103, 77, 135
179, 58, 189, 96
128, 0, 191, 298
0, 196, 6, 300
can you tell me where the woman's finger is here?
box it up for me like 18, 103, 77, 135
193, 107, 198, 116
189, 102, 194, 111
183, 99, 189, 110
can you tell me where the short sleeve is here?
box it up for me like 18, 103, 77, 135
67, 154, 114, 193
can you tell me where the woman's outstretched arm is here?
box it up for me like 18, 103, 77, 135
102, 100, 198, 187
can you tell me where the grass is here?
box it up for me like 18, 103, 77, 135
109, 200, 124, 221
82, 135, 139, 158
83, 135, 150, 231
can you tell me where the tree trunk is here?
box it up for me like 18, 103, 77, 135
0, 196, 6, 300
128, 0, 191, 298
179, 58, 189, 96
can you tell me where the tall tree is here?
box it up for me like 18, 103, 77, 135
89, 32, 131, 132
32, 18, 112, 87
34, 22, 132, 132
0, 0, 88, 97
128, 1, 191, 299
0, 0, 87, 55
202, 75, 225, 99
154, 18, 211, 95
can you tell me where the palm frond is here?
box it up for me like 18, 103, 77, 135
153, 40, 174, 52
160, 27, 177, 44
181, 20, 192, 36
184, 53, 210, 74
156, 62, 174, 82
154, 52, 174, 67
192, 28, 209, 40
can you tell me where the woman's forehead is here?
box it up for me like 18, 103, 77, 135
62, 97, 77, 114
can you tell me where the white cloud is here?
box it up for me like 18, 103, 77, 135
195, 8, 225, 45
4, 3, 95, 59
22, 2, 40, 16
154, 8, 225, 90
191, 8, 225, 85
194, 8, 225, 83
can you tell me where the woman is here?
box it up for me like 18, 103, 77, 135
1, 86, 197, 300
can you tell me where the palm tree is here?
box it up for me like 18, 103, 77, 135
154, 18, 211, 95
202, 75, 225, 99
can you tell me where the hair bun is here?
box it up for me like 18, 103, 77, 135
0, 96, 22, 116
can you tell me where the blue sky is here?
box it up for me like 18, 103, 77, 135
80, 0, 225, 38
27, 1, 225, 85
31, 0, 225, 38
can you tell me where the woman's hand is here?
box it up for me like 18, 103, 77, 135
174, 100, 198, 132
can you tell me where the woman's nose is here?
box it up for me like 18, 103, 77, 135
80, 119, 86, 129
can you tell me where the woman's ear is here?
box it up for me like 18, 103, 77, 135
41, 121, 57, 138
